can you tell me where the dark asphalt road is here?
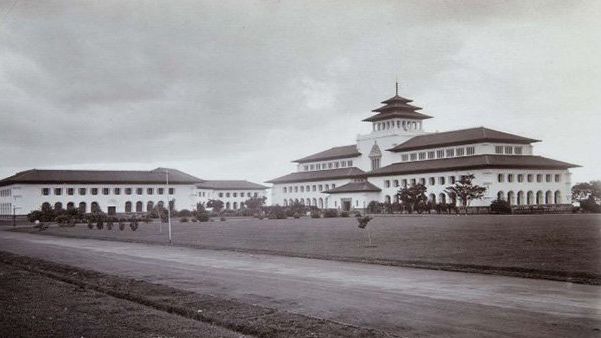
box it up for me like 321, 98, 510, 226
1, 231, 599, 337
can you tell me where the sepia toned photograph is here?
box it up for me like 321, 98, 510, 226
0, 1, 599, 337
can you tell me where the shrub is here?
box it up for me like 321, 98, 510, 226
55, 215, 70, 224
340, 211, 350, 217
580, 197, 601, 213
106, 221, 113, 231
353, 210, 362, 217
130, 220, 139, 231
96, 220, 104, 230
177, 209, 192, 217
264, 205, 287, 219
191, 218, 198, 222
119, 222, 125, 231
220, 217, 226, 221
292, 213, 300, 219
87, 220, 93, 229
357, 216, 373, 229
196, 212, 210, 222
490, 199, 512, 214
180, 217, 189, 222
323, 209, 338, 218
310, 211, 320, 218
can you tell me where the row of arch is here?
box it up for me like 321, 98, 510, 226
497, 190, 561, 206
385, 193, 453, 205
373, 120, 422, 132
283, 198, 325, 208
225, 201, 245, 210
42, 201, 166, 213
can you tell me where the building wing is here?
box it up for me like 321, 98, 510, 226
388, 127, 541, 152
292, 145, 361, 163
266, 167, 366, 184
368, 155, 579, 177
324, 181, 381, 194
196, 180, 268, 190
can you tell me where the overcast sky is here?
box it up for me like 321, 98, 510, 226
0, 0, 599, 185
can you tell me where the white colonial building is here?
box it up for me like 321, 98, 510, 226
267, 86, 578, 211
0, 167, 267, 217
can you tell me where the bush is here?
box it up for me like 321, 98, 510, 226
191, 218, 198, 222
196, 212, 210, 222
55, 215, 70, 224
340, 211, 350, 217
323, 209, 338, 218
130, 220, 139, 231
220, 217, 226, 221
292, 213, 300, 219
87, 220, 93, 229
367, 200, 383, 214
580, 197, 601, 213
177, 209, 192, 217
310, 211, 320, 218
264, 205, 287, 219
357, 216, 373, 229
353, 210, 362, 217
490, 199, 512, 214
180, 217, 189, 222
119, 222, 125, 231
96, 220, 104, 230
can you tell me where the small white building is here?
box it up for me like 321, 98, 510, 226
0, 167, 267, 217
267, 86, 579, 211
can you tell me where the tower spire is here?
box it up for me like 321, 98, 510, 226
395, 81, 398, 96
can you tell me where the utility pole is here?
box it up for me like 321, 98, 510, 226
166, 169, 172, 245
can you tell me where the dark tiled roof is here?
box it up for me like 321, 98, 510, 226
363, 111, 433, 122
388, 127, 541, 152
197, 180, 268, 190
266, 167, 366, 184
0, 168, 204, 187
364, 93, 432, 122
368, 155, 579, 177
324, 181, 381, 194
293, 145, 361, 163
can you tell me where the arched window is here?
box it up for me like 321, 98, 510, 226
283, 200, 288, 207
136, 201, 143, 212
289, 199, 293, 206
233, 202, 238, 209
318, 198, 323, 208
66, 202, 75, 210
384, 195, 391, 204
147, 201, 154, 212
554, 190, 561, 204
536, 191, 544, 205
507, 191, 515, 205
517, 191, 524, 206
449, 192, 457, 206
78, 202, 86, 214
439, 193, 446, 204
41, 202, 51, 211
54, 202, 63, 211
157, 201, 164, 208
300, 199, 305, 205
125, 201, 132, 213
225, 202, 231, 209
545, 190, 553, 204
429, 194, 436, 204
306, 198, 310, 206
91, 202, 101, 213
497, 191, 504, 200
312, 198, 317, 206
527, 191, 534, 205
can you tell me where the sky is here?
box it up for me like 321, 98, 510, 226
0, 0, 599, 185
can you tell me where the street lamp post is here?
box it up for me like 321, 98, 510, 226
165, 169, 172, 245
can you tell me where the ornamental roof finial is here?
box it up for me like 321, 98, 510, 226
395, 81, 399, 96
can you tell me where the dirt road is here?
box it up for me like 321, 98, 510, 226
1, 231, 599, 337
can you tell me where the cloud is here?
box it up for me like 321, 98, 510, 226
0, 0, 599, 184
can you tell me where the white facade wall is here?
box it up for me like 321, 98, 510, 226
209, 190, 267, 210
1, 183, 199, 215
271, 178, 351, 208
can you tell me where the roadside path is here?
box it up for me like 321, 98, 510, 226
1, 231, 599, 337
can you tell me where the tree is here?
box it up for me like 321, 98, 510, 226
206, 199, 224, 213
357, 216, 374, 246
572, 180, 601, 202
244, 196, 267, 211
396, 184, 428, 213
445, 174, 487, 212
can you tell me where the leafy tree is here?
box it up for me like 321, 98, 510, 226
572, 181, 601, 202
244, 196, 267, 211
206, 199, 224, 213
396, 184, 428, 213
357, 216, 374, 246
445, 174, 487, 212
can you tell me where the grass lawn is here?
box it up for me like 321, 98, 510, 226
16, 213, 601, 283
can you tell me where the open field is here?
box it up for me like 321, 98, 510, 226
13, 213, 601, 283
